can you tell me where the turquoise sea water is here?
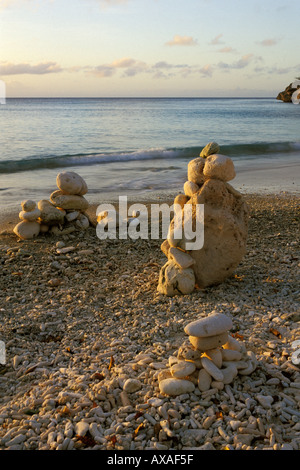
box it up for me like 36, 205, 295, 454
0, 97, 299, 210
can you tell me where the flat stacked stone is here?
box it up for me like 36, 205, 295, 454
158, 312, 257, 396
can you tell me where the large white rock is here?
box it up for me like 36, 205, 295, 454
188, 179, 249, 288
184, 181, 199, 197
56, 171, 88, 196
21, 200, 36, 212
189, 332, 229, 351
13, 221, 40, 240
184, 312, 233, 338
201, 356, 224, 381
197, 368, 212, 392
159, 378, 195, 396
203, 154, 236, 182
19, 207, 41, 222
221, 364, 238, 384
159, 153, 249, 293
170, 361, 196, 379
38, 200, 66, 225
50, 190, 89, 211
76, 214, 89, 230
169, 247, 195, 269
187, 157, 205, 185
157, 259, 195, 296
123, 378, 142, 393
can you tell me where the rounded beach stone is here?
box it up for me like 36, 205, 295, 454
157, 370, 172, 382
203, 154, 236, 182
189, 332, 229, 351
21, 200, 36, 212
13, 221, 40, 240
178, 345, 201, 361
123, 378, 142, 393
184, 312, 233, 338
223, 335, 242, 352
203, 348, 222, 368
38, 200, 66, 225
169, 247, 195, 270
201, 356, 224, 381
76, 214, 89, 230
50, 190, 89, 211
161, 239, 170, 257
187, 157, 205, 185
221, 364, 238, 384
19, 207, 41, 222
56, 171, 88, 196
238, 360, 256, 376
65, 211, 80, 222
75, 421, 89, 437
174, 194, 190, 208
157, 259, 195, 296
159, 378, 195, 396
170, 361, 196, 379
200, 142, 220, 158
221, 349, 242, 361
184, 181, 199, 197
197, 368, 212, 392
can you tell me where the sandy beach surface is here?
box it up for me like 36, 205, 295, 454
0, 192, 299, 451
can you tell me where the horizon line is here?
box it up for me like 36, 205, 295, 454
4, 96, 275, 99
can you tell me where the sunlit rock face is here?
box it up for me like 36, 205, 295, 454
158, 143, 249, 296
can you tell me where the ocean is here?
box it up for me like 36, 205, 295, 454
0, 97, 299, 213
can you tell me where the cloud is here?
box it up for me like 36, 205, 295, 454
89, 56, 216, 81
165, 35, 198, 47
0, 61, 63, 75
254, 64, 300, 76
90, 57, 148, 78
110, 58, 136, 68
218, 47, 236, 54
218, 54, 254, 71
257, 38, 280, 47
198, 64, 213, 77
209, 33, 224, 46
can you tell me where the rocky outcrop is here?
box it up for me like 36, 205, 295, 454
276, 82, 300, 103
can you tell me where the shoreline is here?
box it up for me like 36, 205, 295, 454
0, 188, 300, 236
0, 151, 299, 223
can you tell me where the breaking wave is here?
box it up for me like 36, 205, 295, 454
0, 141, 299, 174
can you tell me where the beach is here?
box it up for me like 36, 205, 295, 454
0, 190, 299, 451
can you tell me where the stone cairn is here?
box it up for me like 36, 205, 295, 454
158, 312, 257, 397
158, 142, 249, 296
13, 171, 90, 240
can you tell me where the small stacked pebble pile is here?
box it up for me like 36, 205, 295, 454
159, 312, 257, 396
13, 200, 42, 241
13, 171, 91, 240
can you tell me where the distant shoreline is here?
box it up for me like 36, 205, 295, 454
4, 96, 276, 100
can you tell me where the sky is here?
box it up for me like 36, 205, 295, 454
0, 0, 300, 97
